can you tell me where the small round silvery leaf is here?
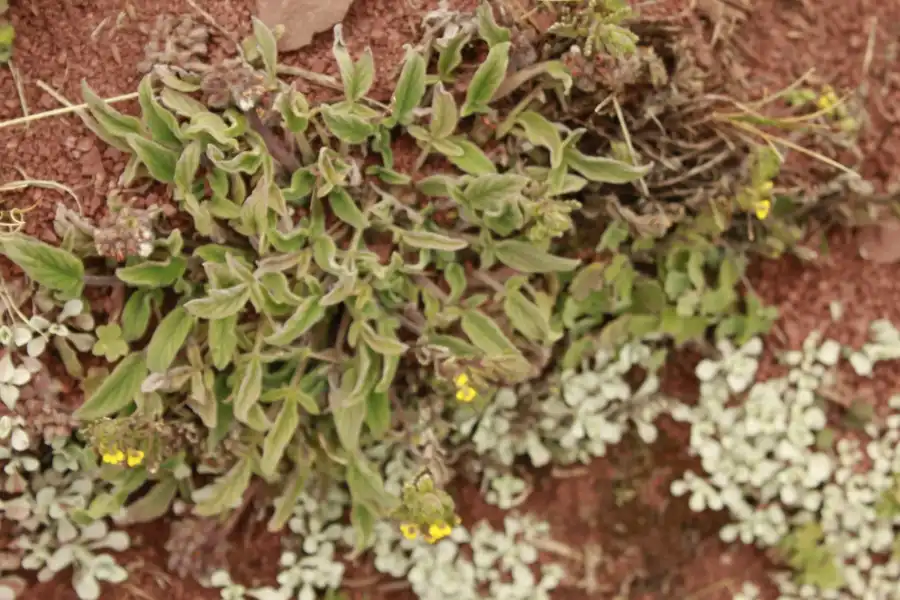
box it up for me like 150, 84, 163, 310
11, 325, 32, 347
73, 572, 101, 600
26, 336, 48, 358
59, 299, 85, 321
10, 428, 28, 452
0, 386, 20, 410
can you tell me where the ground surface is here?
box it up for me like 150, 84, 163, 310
2, 0, 900, 599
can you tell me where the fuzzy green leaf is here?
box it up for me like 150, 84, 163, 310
121, 289, 158, 342
461, 310, 517, 356
322, 105, 375, 144
504, 289, 553, 343
81, 80, 145, 140
73, 353, 148, 420
268, 462, 311, 532
430, 83, 459, 139
390, 48, 427, 125
461, 42, 510, 116
399, 229, 468, 251
138, 76, 181, 147
333, 33, 375, 102
495, 240, 580, 273
208, 315, 239, 369
183, 113, 241, 150
126, 134, 179, 182
360, 324, 409, 356
193, 457, 253, 517
331, 366, 368, 455
437, 31, 470, 80
1, 235, 84, 297
261, 397, 299, 477
116, 257, 187, 288
185, 285, 251, 320
476, 2, 511, 46
146, 307, 195, 373
462, 173, 529, 210
124, 479, 178, 524
251, 17, 279, 81
514, 111, 564, 168
565, 147, 652, 183
233, 356, 263, 422
328, 187, 368, 229
446, 139, 497, 174
265, 296, 327, 346
365, 391, 391, 439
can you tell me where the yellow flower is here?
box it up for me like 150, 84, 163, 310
400, 523, 419, 540
754, 199, 771, 220
456, 386, 477, 402
126, 449, 145, 467
816, 87, 839, 113
454, 373, 478, 403
102, 449, 125, 465
426, 522, 453, 544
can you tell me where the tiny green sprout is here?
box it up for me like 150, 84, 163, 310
92, 324, 129, 362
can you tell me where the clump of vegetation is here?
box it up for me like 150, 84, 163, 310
0, 1, 886, 598
0, 0, 13, 64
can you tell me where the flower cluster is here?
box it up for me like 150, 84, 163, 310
454, 373, 477, 403
100, 446, 145, 467
393, 473, 460, 545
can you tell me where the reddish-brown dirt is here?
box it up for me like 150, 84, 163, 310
3, 0, 900, 599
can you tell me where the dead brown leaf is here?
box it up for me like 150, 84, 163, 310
256, 0, 356, 52
857, 217, 900, 263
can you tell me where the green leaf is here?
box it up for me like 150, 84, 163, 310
233, 356, 263, 422
462, 173, 529, 210
1, 234, 84, 296
390, 48, 427, 125
126, 134, 179, 183
399, 229, 468, 251
565, 147, 652, 184
251, 17, 279, 81
514, 111, 564, 168
351, 503, 377, 549
476, 2, 511, 46
328, 187, 368, 229
322, 105, 375, 144
331, 367, 368, 455
183, 113, 241, 150
446, 139, 497, 174
261, 397, 299, 477
333, 33, 375, 102
116, 257, 187, 288
569, 263, 606, 301
184, 285, 251, 320
359, 324, 409, 356
121, 289, 158, 342
494, 240, 580, 273
208, 315, 239, 369
193, 457, 253, 517
73, 353, 148, 420
124, 478, 178, 524
365, 391, 391, 438
81, 80, 145, 140
461, 42, 510, 116
461, 310, 517, 355
146, 307, 195, 373
631, 279, 667, 313
430, 84, 458, 139
138, 76, 180, 147
160, 87, 208, 117
437, 31, 470, 80
267, 460, 311, 531
504, 289, 552, 343
174, 141, 202, 194
265, 296, 327, 346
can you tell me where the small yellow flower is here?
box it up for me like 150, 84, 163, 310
102, 449, 125, 465
754, 199, 771, 220
425, 522, 453, 544
400, 523, 419, 540
126, 449, 145, 467
453, 373, 477, 403
816, 87, 839, 113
